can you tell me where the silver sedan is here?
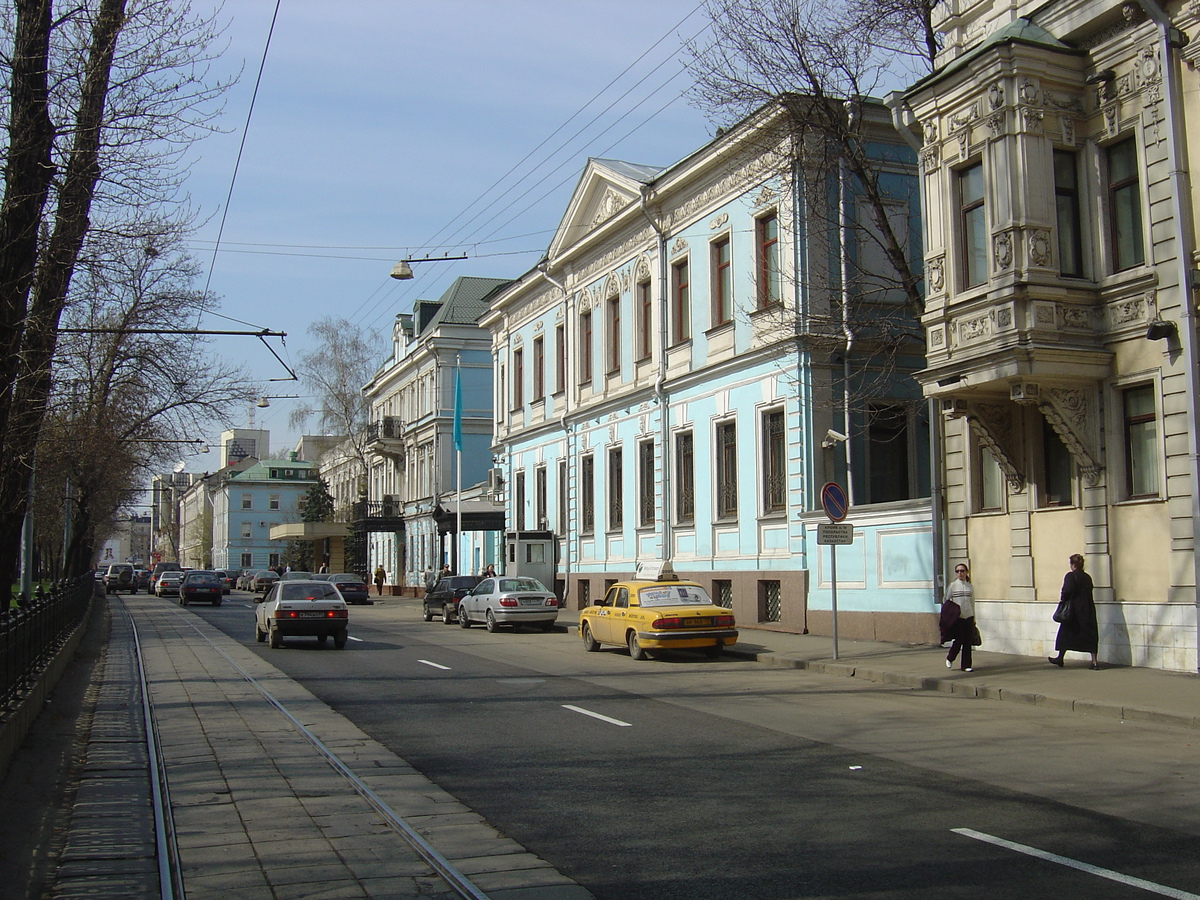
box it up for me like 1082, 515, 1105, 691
457, 576, 559, 632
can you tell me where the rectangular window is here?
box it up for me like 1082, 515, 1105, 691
979, 445, 1004, 512
241, 522, 252, 539
672, 258, 691, 344
675, 430, 694, 524
712, 237, 732, 326
241, 494, 252, 510
1124, 384, 1159, 498
762, 409, 786, 513
959, 163, 987, 288
637, 280, 652, 361
1108, 138, 1145, 272
555, 324, 565, 393
268, 552, 280, 567
240, 552, 252, 568
533, 336, 545, 401
608, 447, 624, 529
512, 349, 524, 408
1042, 420, 1073, 507
607, 295, 621, 374
757, 213, 781, 308
579, 311, 593, 386
558, 459, 567, 534
269, 494, 280, 510
867, 404, 909, 504
515, 470, 526, 530
580, 455, 595, 535
714, 579, 733, 609
1054, 150, 1083, 277
535, 466, 547, 529
638, 440, 655, 527
716, 421, 738, 519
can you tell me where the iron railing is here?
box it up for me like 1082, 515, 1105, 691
1, 576, 94, 720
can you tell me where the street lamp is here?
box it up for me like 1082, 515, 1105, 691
257, 395, 301, 408
389, 254, 469, 280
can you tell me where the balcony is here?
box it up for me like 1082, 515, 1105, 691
366, 416, 404, 459
350, 498, 406, 532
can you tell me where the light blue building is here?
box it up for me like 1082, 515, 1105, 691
208, 456, 318, 572
482, 98, 937, 642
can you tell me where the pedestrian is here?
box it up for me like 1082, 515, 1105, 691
1049, 553, 1099, 669
483, 563, 496, 578
373, 564, 386, 596
440, 563, 452, 579
318, 563, 328, 574
943, 562, 975, 672
424, 567, 435, 591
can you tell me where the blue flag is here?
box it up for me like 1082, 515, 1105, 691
453, 363, 462, 452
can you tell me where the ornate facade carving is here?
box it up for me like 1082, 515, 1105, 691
969, 401, 1025, 491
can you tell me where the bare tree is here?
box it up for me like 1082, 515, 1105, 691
289, 316, 387, 473
0, 0, 231, 588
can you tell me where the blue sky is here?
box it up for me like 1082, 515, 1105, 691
183, 1, 717, 460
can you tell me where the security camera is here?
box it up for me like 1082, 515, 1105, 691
821, 429, 848, 449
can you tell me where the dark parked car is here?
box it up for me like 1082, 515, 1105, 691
327, 574, 371, 605
134, 569, 152, 591
104, 564, 137, 594
250, 570, 279, 594
423, 575, 482, 623
150, 561, 182, 592
179, 571, 224, 606
212, 570, 234, 594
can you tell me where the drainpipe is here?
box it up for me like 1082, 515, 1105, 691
886, 90, 945, 609
536, 262, 573, 607
838, 154, 855, 506
1129, 1, 1200, 671
639, 185, 673, 567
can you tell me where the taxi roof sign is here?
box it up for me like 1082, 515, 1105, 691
635, 560, 677, 581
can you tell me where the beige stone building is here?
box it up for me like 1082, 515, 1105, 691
898, 0, 1200, 669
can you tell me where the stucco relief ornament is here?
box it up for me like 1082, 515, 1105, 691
1104, 104, 1119, 134
709, 212, 729, 230
1137, 46, 1160, 85
994, 231, 1013, 270
1062, 115, 1076, 145
997, 307, 1013, 328
923, 119, 938, 144
671, 237, 688, 257
929, 327, 945, 348
752, 186, 776, 208
1029, 229, 1052, 267
636, 257, 651, 282
1021, 107, 1044, 134
988, 82, 1004, 110
927, 256, 945, 293
1019, 80, 1040, 106
986, 110, 1006, 137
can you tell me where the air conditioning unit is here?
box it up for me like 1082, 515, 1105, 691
284, 468, 294, 476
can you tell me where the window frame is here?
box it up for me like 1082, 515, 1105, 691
535, 465, 548, 529
606, 294, 621, 375
579, 310, 593, 386
532, 335, 545, 402
675, 430, 695, 525
958, 162, 987, 289
512, 347, 524, 409
1107, 137, 1145, 273
711, 235, 733, 327
1053, 149, 1083, 278
514, 470, 527, 530
638, 439, 655, 528
637, 279, 653, 361
761, 408, 786, 515
715, 420, 738, 520
1040, 419, 1075, 508
608, 446, 624, 530
554, 323, 565, 394
671, 257, 691, 345
756, 212, 781, 309
580, 454, 595, 535
1122, 383, 1160, 500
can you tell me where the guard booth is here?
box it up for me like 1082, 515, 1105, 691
504, 530, 555, 590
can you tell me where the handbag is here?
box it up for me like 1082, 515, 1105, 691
1052, 597, 1074, 625
971, 624, 982, 647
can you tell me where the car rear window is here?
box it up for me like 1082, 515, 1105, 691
636, 584, 714, 607
185, 574, 221, 585
498, 578, 548, 593
281, 584, 341, 602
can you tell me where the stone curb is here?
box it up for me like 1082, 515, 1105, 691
724, 646, 1200, 732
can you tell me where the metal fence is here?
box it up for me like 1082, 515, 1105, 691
0, 576, 95, 719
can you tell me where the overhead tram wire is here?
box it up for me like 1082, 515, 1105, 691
347, 7, 710, 332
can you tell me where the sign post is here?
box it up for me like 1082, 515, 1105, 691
819, 482, 851, 659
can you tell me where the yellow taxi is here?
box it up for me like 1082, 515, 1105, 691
579, 566, 737, 660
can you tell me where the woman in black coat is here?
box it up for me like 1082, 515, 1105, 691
1049, 553, 1099, 669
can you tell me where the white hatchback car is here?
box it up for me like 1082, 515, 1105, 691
457, 575, 559, 632
255, 579, 349, 649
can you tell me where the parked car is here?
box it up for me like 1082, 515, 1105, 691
280, 571, 313, 581
179, 571, 224, 606
578, 577, 738, 660
150, 561, 182, 592
326, 574, 371, 605
254, 580, 349, 649
155, 571, 184, 597
235, 570, 257, 590
457, 576, 559, 632
424, 575, 482, 623
250, 570, 279, 593
104, 564, 137, 594
212, 570, 234, 594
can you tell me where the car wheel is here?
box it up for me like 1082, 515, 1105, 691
442, 605, 454, 625
458, 606, 471, 628
627, 630, 648, 660
180, 596, 188, 606
541, 621, 556, 632
581, 622, 599, 652
422, 605, 434, 622
318, 634, 328, 646
269, 625, 282, 649
214, 599, 222, 607
704, 642, 722, 659
485, 609, 500, 633
255, 622, 266, 643
334, 629, 347, 649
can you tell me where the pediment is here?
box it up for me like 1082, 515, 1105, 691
548, 158, 662, 259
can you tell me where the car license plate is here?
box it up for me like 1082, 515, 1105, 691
685, 618, 710, 627
518, 597, 543, 606
298, 610, 323, 618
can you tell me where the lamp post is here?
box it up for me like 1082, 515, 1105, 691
389, 254, 469, 280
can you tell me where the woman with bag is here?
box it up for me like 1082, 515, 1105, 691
1049, 553, 1099, 669
943, 563, 976, 672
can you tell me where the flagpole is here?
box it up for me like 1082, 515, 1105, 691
454, 356, 463, 573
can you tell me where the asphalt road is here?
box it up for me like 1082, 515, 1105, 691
190, 593, 1200, 900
